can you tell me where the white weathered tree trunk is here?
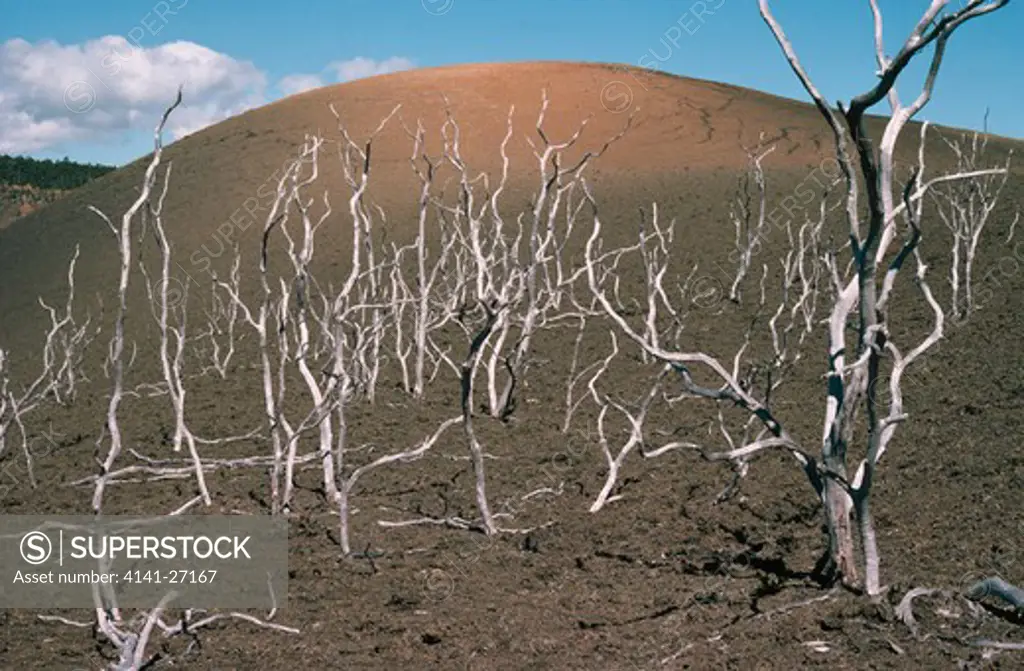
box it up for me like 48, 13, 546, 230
580, 0, 1008, 596
88, 90, 182, 515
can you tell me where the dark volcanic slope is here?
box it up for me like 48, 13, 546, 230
2, 60, 1019, 350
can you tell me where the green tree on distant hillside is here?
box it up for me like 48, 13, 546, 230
0, 154, 115, 190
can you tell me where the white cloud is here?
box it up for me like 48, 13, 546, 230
0, 37, 266, 153
0, 40, 416, 156
328, 56, 415, 83
277, 73, 324, 96
275, 57, 416, 99
274, 58, 415, 98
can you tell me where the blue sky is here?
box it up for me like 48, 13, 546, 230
2, 0, 1020, 166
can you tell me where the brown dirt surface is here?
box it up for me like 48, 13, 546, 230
1, 61, 1022, 669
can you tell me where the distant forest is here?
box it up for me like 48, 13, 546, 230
0, 154, 115, 190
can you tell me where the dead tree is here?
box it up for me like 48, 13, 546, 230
583, 194, 825, 512
217, 212, 289, 513
228, 112, 474, 551
560, 296, 600, 434
85, 93, 189, 654
461, 300, 506, 534
196, 249, 241, 378
275, 134, 343, 505
759, 0, 1010, 595
728, 133, 776, 304
929, 114, 1016, 319
37, 244, 101, 407
581, 0, 1011, 598
380, 95, 606, 533
88, 89, 182, 514
0, 246, 95, 481
328, 103, 402, 405
486, 91, 633, 420
38, 517, 298, 670
582, 0, 1011, 597
585, 332, 677, 512
559, 204, 683, 435
391, 115, 464, 399
139, 160, 212, 507
337, 415, 461, 554
218, 135, 346, 515
69, 92, 295, 665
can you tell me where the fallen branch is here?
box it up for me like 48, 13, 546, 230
966, 576, 1024, 611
